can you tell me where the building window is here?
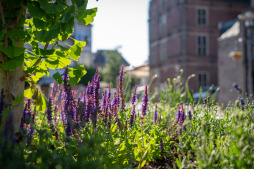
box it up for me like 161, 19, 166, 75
160, 41, 167, 60
197, 36, 207, 56
84, 36, 90, 46
197, 8, 207, 26
160, 0, 166, 11
198, 72, 208, 87
160, 14, 167, 35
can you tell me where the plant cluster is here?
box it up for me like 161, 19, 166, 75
0, 67, 254, 169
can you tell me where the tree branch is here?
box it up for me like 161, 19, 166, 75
0, 0, 5, 25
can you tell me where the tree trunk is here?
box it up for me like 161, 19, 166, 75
0, 1, 25, 134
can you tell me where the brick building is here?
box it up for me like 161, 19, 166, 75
149, 0, 250, 92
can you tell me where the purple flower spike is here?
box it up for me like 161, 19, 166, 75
177, 104, 180, 120
131, 85, 137, 105
141, 84, 149, 116
153, 104, 158, 124
179, 104, 185, 126
119, 65, 125, 111
93, 75, 100, 110
46, 98, 53, 125
130, 105, 136, 127
63, 67, 69, 93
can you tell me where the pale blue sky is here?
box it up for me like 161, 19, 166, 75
87, 0, 149, 67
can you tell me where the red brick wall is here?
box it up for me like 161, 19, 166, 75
149, 0, 249, 92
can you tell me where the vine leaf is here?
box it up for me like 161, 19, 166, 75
77, 8, 97, 25
13, 94, 24, 106
53, 72, 63, 84
68, 65, 87, 86
34, 28, 60, 42
70, 39, 86, 61
0, 46, 25, 58
27, 2, 45, 18
0, 55, 24, 71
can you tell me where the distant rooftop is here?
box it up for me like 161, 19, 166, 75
219, 21, 240, 40
94, 50, 130, 66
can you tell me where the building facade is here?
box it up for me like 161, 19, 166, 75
149, 0, 250, 92
72, 22, 94, 67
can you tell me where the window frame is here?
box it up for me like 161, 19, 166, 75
196, 8, 207, 26
197, 72, 209, 88
197, 35, 208, 57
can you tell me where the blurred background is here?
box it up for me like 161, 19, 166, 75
38, 0, 254, 105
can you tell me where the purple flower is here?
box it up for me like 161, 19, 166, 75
20, 103, 28, 130
93, 75, 100, 110
131, 85, 137, 105
179, 104, 185, 126
177, 104, 181, 120
141, 84, 149, 116
130, 105, 136, 127
119, 65, 125, 111
63, 67, 69, 93
46, 98, 53, 125
153, 104, 158, 124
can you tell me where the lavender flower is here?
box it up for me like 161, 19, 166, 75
46, 98, 53, 124
119, 65, 125, 111
20, 103, 28, 130
177, 104, 181, 120
63, 67, 69, 93
153, 104, 158, 124
131, 85, 137, 105
130, 105, 136, 127
141, 84, 149, 116
93, 75, 100, 110
179, 104, 185, 126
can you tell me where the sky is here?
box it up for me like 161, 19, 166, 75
87, 0, 150, 67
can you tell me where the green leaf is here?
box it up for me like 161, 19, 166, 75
77, 8, 97, 25
34, 48, 55, 56
33, 18, 46, 29
53, 72, 63, 84
44, 56, 71, 69
0, 31, 7, 41
36, 89, 47, 113
0, 46, 25, 58
8, 29, 26, 39
40, 1, 65, 14
34, 28, 59, 42
27, 2, 45, 18
176, 158, 182, 168
17, 14, 26, 27
61, 6, 75, 23
0, 54, 24, 71
68, 65, 87, 86
70, 39, 86, 61
13, 93, 24, 106
24, 88, 34, 99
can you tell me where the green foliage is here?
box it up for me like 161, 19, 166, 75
0, 0, 97, 116
103, 50, 127, 87
78, 66, 97, 86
